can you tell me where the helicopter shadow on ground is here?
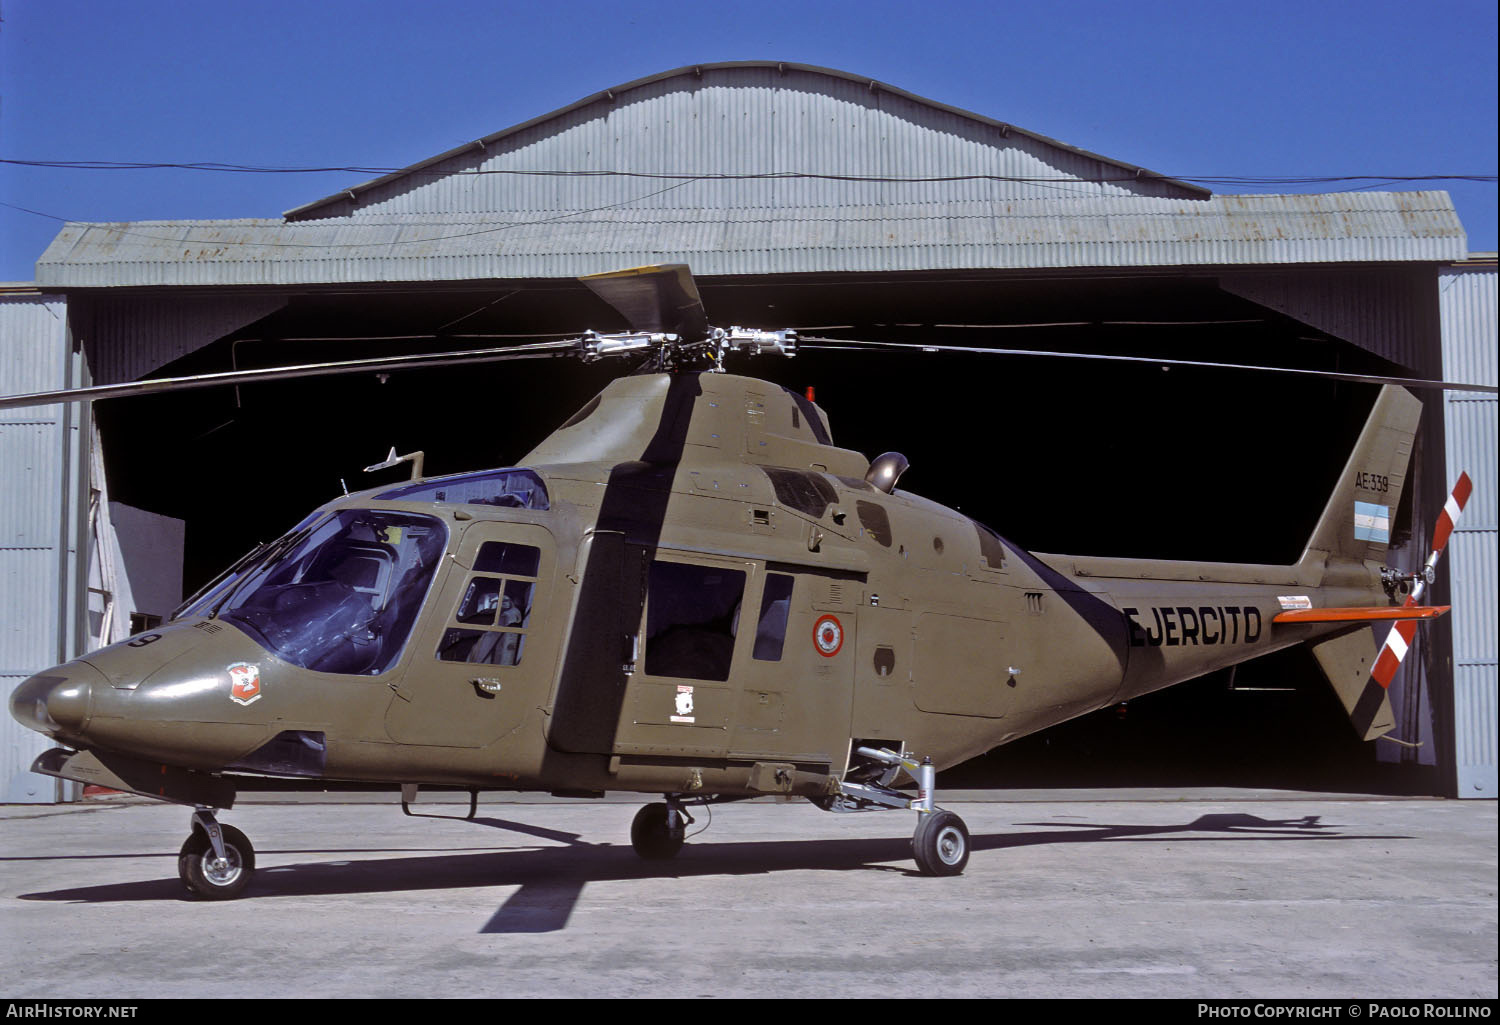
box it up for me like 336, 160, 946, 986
16, 811, 1411, 934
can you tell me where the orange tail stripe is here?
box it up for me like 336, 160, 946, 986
1273, 605, 1449, 624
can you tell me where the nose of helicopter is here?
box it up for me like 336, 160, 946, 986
10, 663, 104, 738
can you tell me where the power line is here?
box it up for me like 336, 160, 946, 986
3, 161, 1488, 255
2, 158, 1494, 187
1, 177, 707, 249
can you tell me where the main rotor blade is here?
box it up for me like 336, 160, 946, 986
0, 338, 584, 412
796, 337, 1499, 394
580, 264, 710, 342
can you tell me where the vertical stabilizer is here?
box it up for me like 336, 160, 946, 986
1309, 629, 1395, 740
1300, 386, 1422, 568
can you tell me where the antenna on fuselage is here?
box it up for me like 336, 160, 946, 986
364, 447, 426, 481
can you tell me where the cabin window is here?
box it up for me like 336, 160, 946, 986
752, 573, 795, 661
644, 561, 746, 681
437, 541, 540, 666
377, 467, 549, 511
762, 468, 838, 518
474, 540, 540, 577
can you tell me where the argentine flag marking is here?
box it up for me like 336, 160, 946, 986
1354, 501, 1390, 543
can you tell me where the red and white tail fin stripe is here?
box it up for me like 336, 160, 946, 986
1371, 472, 1472, 688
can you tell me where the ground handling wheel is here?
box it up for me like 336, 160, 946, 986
630, 802, 686, 860
912, 809, 969, 876
178, 823, 255, 900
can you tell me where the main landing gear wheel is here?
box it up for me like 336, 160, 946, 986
630, 802, 686, 860
178, 823, 255, 900
912, 810, 970, 877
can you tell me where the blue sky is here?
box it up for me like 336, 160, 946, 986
1, 0, 1495, 281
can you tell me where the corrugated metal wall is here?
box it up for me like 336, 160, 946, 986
1219, 266, 1442, 376
2, 293, 187, 803
1439, 260, 1498, 798
77, 293, 286, 385
0, 291, 83, 802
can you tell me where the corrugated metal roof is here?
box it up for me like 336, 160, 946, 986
34, 192, 1469, 288
31, 61, 1469, 286
284, 62, 1209, 221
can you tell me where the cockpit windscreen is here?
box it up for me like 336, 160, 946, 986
216, 510, 447, 676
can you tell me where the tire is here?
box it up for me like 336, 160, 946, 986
912, 810, 969, 876
178, 824, 255, 900
630, 803, 685, 860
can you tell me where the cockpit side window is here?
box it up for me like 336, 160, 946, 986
436, 541, 540, 667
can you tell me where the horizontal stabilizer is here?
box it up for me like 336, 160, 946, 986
1273, 605, 1450, 624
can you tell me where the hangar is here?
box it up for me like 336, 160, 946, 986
3, 62, 1494, 801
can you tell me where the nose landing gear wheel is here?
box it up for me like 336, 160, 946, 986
178, 824, 255, 899
912, 810, 969, 876
630, 802, 686, 860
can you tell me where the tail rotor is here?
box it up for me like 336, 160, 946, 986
1371, 472, 1473, 689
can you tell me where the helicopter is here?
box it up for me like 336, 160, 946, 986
3, 263, 1480, 898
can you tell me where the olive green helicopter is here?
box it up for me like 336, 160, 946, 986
4, 264, 1482, 898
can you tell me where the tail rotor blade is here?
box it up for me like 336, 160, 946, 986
1410, 471, 1473, 605
1371, 619, 1419, 689
1372, 471, 1473, 687
1428, 471, 1473, 563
